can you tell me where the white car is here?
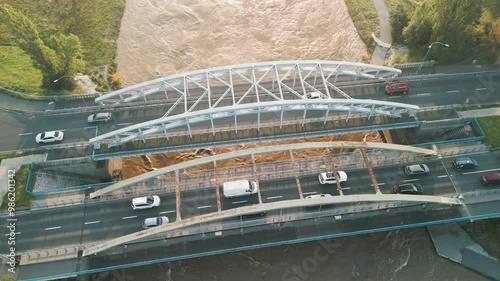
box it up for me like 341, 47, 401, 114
142, 216, 169, 229
305, 193, 333, 199
87, 112, 112, 124
131, 195, 161, 210
35, 131, 64, 144
318, 171, 348, 184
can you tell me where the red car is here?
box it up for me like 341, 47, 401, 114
385, 82, 409, 95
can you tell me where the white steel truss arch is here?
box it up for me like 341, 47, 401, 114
89, 99, 419, 149
95, 61, 402, 112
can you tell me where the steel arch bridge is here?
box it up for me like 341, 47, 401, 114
95, 60, 402, 105
90, 61, 416, 149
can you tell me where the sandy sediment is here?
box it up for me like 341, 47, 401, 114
116, 0, 368, 86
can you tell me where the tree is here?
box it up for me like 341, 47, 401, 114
390, 4, 409, 45
0, 4, 85, 90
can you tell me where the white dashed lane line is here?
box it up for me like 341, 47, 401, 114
84, 221, 100, 225
159, 210, 176, 214
197, 205, 212, 209
232, 200, 248, 204
267, 196, 283, 200
403, 179, 419, 182
437, 175, 449, 178
45, 226, 61, 231
18, 133, 33, 136
122, 216, 137, 220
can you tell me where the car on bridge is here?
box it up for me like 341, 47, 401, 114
393, 183, 423, 194
87, 112, 112, 124
481, 172, 500, 186
453, 157, 478, 169
142, 216, 169, 228
318, 171, 348, 184
385, 82, 409, 95
131, 195, 161, 210
404, 164, 429, 176
35, 130, 64, 144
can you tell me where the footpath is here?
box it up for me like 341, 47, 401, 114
369, 0, 500, 280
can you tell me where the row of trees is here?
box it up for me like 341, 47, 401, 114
391, 0, 500, 63
0, 4, 85, 90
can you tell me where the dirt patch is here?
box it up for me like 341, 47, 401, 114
122, 132, 381, 179
116, 0, 368, 86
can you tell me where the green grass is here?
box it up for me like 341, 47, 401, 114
344, 0, 379, 54
0, 46, 43, 94
1, 164, 32, 210
476, 116, 500, 149
461, 219, 500, 260
0, 150, 46, 163
0, 0, 125, 95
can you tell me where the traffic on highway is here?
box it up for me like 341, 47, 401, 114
2, 151, 499, 254
0, 72, 498, 152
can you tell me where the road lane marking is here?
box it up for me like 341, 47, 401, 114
403, 179, 419, 182
197, 205, 212, 209
18, 133, 33, 136
415, 93, 431, 97
5, 232, 21, 236
476, 88, 487, 91
371, 183, 385, 186
446, 90, 459, 94
84, 221, 100, 225
267, 196, 283, 200
301, 192, 317, 195
463, 169, 500, 175
118, 123, 133, 126
437, 175, 449, 178
122, 216, 137, 220
45, 226, 61, 231
159, 210, 176, 214
84, 126, 97, 130
388, 96, 401, 99
232, 200, 247, 204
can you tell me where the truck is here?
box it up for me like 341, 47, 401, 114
222, 180, 259, 198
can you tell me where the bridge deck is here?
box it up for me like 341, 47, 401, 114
93, 114, 420, 160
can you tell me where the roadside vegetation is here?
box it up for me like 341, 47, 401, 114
0, 164, 32, 210
460, 115, 500, 259
476, 116, 500, 148
344, 0, 379, 57
0, 0, 125, 96
387, 0, 499, 64
0, 150, 45, 163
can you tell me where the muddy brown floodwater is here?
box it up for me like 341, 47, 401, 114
100, 0, 492, 280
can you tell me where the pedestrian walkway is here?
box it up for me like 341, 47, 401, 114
458, 107, 500, 118
370, 0, 391, 65
428, 223, 500, 280
0, 88, 50, 113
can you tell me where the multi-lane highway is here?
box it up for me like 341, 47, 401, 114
2, 151, 498, 254
0, 72, 498, 152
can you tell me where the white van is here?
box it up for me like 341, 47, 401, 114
223, 180, 259, 198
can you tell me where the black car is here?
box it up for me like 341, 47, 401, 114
453, 157, 478, 169
393, 183, 423, 194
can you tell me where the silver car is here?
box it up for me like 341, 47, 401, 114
142, 216, 169, 229
404, 164, 430, 176
87, 112, 112, 124
35, 130, 64, 144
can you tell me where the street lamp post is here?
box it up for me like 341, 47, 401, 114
416, 41, 450, 75
53, 75, 77, 83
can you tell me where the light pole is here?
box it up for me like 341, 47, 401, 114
416, 41, 450, 74
53, 75, 77, 83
